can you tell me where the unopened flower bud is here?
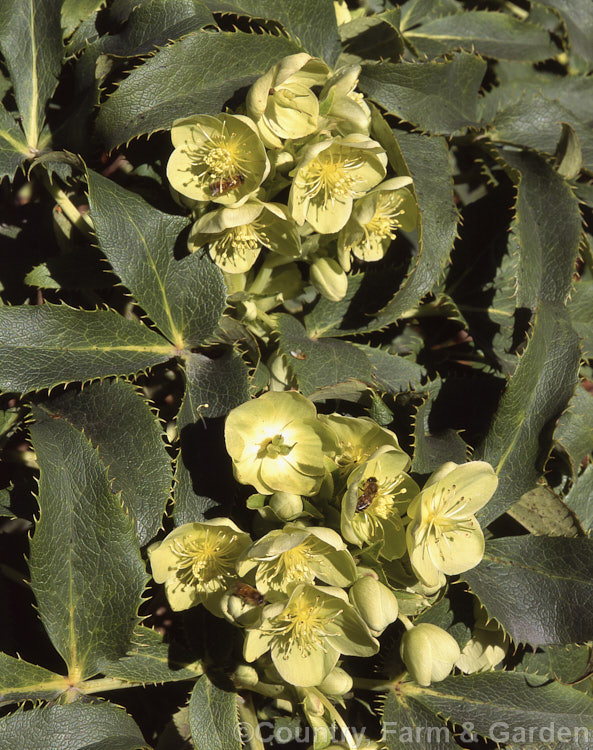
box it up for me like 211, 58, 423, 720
349, 576, 398, 633
233, 664, 259, 687
400, 623, 460, 686
310, 257, 348, 301
318, 666, 353, 696
269, 491, 303, 520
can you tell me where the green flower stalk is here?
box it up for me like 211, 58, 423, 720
189, 201, 301, 274
147, 519, 251, 613
166, 113, 269, 204
246, 53, 329, 148
244, 584, 379, 687
288, 135, 387, 233
341, 448, 419, 559
338, 177, 418, 271
224, 391, 333, 495
400, 622, 460, 686
237, 525, 357, 600
405, 461, 498, 590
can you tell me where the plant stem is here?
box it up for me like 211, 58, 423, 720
39, 173, 94, 237
310, 687, 357, 750
237, 692, 266, 750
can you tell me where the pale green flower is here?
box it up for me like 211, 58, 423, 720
309, 256, 348, 301
406, 461, 498, 589
341, 448, 419, 560
224, 391, 333, 495
318, 666, 353, 695
237, 525, 357, 600
349, 574, 399, 634
319, 64, 371, 136
288, 135, 387, 233
246, 53, 329, 148
166, 113, 268, 204
400, 623, 460, 686
189, 201, 301, 274
244, 584, 379, 686
147, 519, 251, 612
456, 604, 508, 674
338, 177, 417, 271
318, 413, 401, 475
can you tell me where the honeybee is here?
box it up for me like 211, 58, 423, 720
233, 582, 265, 606
290, 349, 307, 360
356, 476, 379, 512
210, 173, 245, 197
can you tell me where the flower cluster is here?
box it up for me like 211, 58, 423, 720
148, 391, 501, 703
166, 54, 417, 313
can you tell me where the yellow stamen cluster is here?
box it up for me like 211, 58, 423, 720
301, 152, 363, 203
171, 530, 238, 591
268, 596, 338, 658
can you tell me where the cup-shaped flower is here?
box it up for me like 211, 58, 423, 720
406, 461, 498, 589
400, 623, 460, 686
166, 113, 269, 204
309, 256, 348, 301
349, 575, 398, 634
289, 135, 387, 233
319, 64, 371, 136
244, 584, 379, 687
338, 177, 417, 271
147, 519, 251, 612
341, 448, 419, 560
237, 525, 357, 599
318, 413, 401, 475
189, 201, 301, 274
224, 391, 333, 495
247, 54, 329, 148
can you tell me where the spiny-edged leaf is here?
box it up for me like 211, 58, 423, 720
304, 273, 376, 338
338, 15, 404, 65
189, 674, 240, 750
29, 407, 148, 681
87, 170, 226, 350
61, 0, 105, 37
489, 98, 593, 170
536, 0, 593, 63
95, 30, 302, 149
0, 103, 30, 182
557, 122, 583, 180
413, 591, 472, 648
463, 535, 593, 645
411, 380, 468, 474
362, 128, 458, 332
0, 702, 149, 750
173, 350, 250, 524
359, 53, 486, 135
101, 626, 203, 684
399, 0, 460, 33
276, 314, 373, 397
0, 654, 68, 704
555, 383, 593, 474
355, 344, 426, 394
565, 463, 593, 535
507, 485, 581, 537
519, 643, 593, 689
476, 304, 580, 527
37, 379, 171, 546
203, 0, 340, 65
381, 690, 458, 750
0, 0, 62, 149
401, 671, 593, 743
568, 279, 593, 357
24, 249, 116, 290
405, 11, 557, 61
155, 706, 191, 750
0, 304, 174, 394
499, 149, 582, 310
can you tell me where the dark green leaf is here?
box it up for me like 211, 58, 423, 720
0, 654, 68, 704
477, 304, 580, 526
568, 280, 593, 357
87, 170, 226, 349
399, 0, 460, 33
339, 15, 404, 65
359, 53, 486, 135
382, 690, 458, 749
38, 379, 171, 546
0, 103, 29, 182
564, 463, 593, 535
189, 674, 240, 750
519, 643, 593, 694
405, 11, 557, 61
355, 344, 426, 394
412, 671, 593, 743
202, 0, 340, 65
276, 314, 373, 397
0, 702, 149, 750
555, 383, 593, 474
0, 304, 174, 394
500, 150, 582, 310
61, 0, 105, 37
536, 0, 593, 62
464, 536, 593, 645
0, 0, 62, 149
24, 249, 115, 290
101, 627, 203, 683
173, 350, 250, 524
557, 122, 583, 180
95, 30, 302, 149
29, 407, 148, 679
